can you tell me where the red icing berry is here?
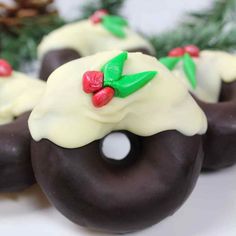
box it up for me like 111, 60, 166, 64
184, 45, 200, 57
90, 9, 108, 24
168, 47, 185, 57
0, 59, 13, 77
92, 87, 115, 108
83, 71, 104, 93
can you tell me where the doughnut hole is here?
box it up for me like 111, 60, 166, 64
31, 131, 203, 233
100, 131, 140, 166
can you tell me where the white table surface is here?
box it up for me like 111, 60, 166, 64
0, 1, 235, 236
0, 165, 236, 236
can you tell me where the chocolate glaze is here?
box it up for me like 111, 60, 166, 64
0, 112, 35, 192
39, 49, 81, 81
31, 131, 203, 233
39, 47, 153, 81
196, 80, 236, 170
127, 47, 154, 56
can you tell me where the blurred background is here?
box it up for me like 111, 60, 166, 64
1, 0, 214, 34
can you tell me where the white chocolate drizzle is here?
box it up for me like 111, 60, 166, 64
29, 51, 207, 148
38, 20, 155, 58
0, 72, 46, 125
172, 50, 236, 103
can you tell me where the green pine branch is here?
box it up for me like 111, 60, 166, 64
185, 0, 236, 25
0, 15, 65, 69
0, 1, 65, 70
2, 0, 235, 70
149, 0, 236, 58
80, 0, 125, 18
0, 0, 125, 70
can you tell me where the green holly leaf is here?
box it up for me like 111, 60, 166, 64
183, 53, 197, 89
102, 16, 126, 38
110, 71, 158, 98
102, 51, 128, 85
159, 57, 181, 70
102, 15, 128, 26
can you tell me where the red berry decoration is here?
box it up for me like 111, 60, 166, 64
82, 71, 104, 93
83, 52, 157, 108
92, 87, 115, 108
168, 47, 185, 57
184, 45, 200, 57
0, 59, 13, 77
90, 9, 108, 24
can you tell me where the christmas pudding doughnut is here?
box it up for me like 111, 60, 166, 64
0, 59, 46, 192
38, 10, 155, 81
29, 51, 207, 233
160, 46, 236, 170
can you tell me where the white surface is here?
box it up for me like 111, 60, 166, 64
0, 165, 236, 236
0, 0, 235, 236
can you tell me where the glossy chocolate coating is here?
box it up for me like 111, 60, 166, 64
39, 47, 153, 81
0, 112, 35, 192
31, 131, 203, 233
39, 49, 81, 81
127, 47, 154, 56
197, 80, 236, 170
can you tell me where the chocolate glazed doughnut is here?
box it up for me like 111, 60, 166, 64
197, 80, 236, 170
0, 61, 46, 192
31, 131, 203, 233
29, 51, 207, 232
39, 47, 153, 81
38, 10, 155, 81
0, 112, 35, 192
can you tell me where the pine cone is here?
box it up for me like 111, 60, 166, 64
0, 0, 57, 27
15, 0, 54, 10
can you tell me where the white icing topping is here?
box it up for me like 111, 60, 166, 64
101, 132, 131, 161
29, 51, 207, 148
0, 72, 46, 125
38, 20, 155, 58
172, 50, 236, 103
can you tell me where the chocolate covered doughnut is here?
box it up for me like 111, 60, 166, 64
31, 131, 203, 233
29, 51, 207, 232
0, 112, 33, 192
38, 10, 155, 81
160, 47, 236, 170
198, 81, 236, 170
0, 60, 46, 192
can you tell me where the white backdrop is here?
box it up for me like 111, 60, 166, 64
0, 1, 236, 236
56, 0, 215, 34
2, 0, 214, 34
